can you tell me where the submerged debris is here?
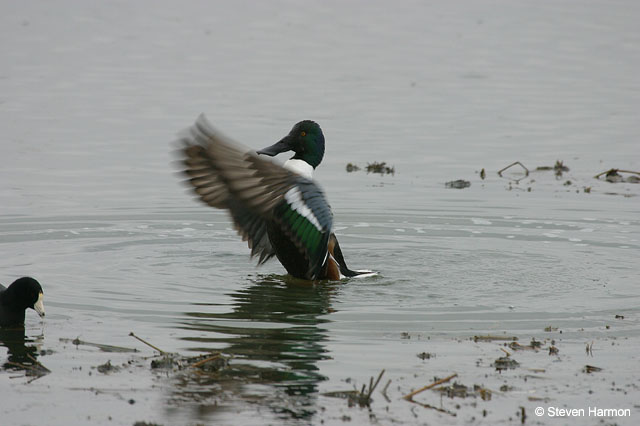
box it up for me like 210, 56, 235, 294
480, 168, 486, 180
445, 179, 471, 189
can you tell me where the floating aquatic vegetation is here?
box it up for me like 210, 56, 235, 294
345, 163, 360, 172
507, 338, 542, 351
493, 356, 519, 371
417, 352, 434, 360
366, 161, 395, 175
594, 168, 640, 183
96, 360, 121, 374
345, 161, 395, 175
129, 332, 228, 373
323, 369, 385, 407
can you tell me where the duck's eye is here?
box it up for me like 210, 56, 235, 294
300, 131, 306, 137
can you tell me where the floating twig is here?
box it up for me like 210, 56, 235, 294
498, 161, 529, 177
402, 373, 458, 400
61, 337, 138, 353
189, 353, 222, 369
473, 335, 518, 342
129, 332, 166, 354
500, 347, 511, 357
366, 369, 385, 401
409, 400, 457, 416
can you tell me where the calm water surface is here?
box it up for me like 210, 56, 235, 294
1, 1, 639, 425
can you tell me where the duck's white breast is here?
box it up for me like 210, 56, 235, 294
284, 159, 314, 179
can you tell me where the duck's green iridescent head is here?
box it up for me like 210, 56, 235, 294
257, 120, 325, 169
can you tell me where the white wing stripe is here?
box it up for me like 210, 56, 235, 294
284, 187, 323, 231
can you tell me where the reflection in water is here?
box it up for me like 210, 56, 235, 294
0, 327, 41, 371
168, 276, 336, 421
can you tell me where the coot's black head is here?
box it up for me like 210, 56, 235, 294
7, 277, 45, 317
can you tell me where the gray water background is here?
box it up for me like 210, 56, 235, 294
1, 1, 639, 425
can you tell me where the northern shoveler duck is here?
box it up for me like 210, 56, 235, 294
0, 277, 45, 326
177, 114, 374, 281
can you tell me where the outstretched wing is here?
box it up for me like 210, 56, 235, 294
177, 114, 333, 277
